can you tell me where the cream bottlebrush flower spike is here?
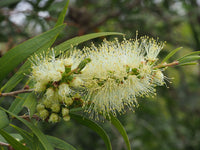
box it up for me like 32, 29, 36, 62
75, 37, 165, 120
29, 36, 166, 122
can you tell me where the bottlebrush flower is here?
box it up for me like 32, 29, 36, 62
30, 36, 166, 121
75, 37, 165, 120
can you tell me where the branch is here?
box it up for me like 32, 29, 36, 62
0, 89, 34, 97
0, 141, 9, 147
19, 114, 40, 121
153, 61, 179, 69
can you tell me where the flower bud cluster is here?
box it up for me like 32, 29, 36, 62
36, 85, 72, 123
36, 85, 84, 123
30, 36, 167, 121
30, 50, 86, 122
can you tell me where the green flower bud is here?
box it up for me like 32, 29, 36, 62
34, 82, 46, 92
58, 83, 71, 99
45, 87, 55, 100
63, 115, 70, 122
43, 99, 53, 108
49, 113, 60, 123
54, 90, 62, 102
36, 103, 45, 112
39, 109, 49, 120
64, 97, 73, 106
73, 93, 81, 99
51, 103, 60, 113
62, 108, 69, 116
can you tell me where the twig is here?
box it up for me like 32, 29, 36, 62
153, 61, 179, 69
0, 89, 34, 97
19, 114, 40, 121
0, 141, 10, 147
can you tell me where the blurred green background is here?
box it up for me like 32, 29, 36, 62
0, 0, 200, 149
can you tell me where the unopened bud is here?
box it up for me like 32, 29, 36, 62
36, 103, 45, 112
49, 113, 60, 123
62, 108, 69, 116
58, 83, 71, 98
43, 99, 53, 108
51, 103, 60, 113
63, 115, 70, 122
34, 82, 46, 92
73, 93, 81, 99
45, 87, 55, 100
39, 109, 49, 120
64, 97, 73, 106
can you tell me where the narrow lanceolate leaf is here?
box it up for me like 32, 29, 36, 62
53, 32, 124, 55
0, 110, 9, 129
1, 0, 69, 91
71, 113, 112, 150
162, 47, 182, 63
177, 51, 200, 61
55, 0, 70, 27
0, 129, 29, 150
0, 133, 23, 144
46, 135, 76, 150
109, 115, 131, 150
0, 107, 54, 150
8, 93, 28, 115
0, 24, 65, 82
178, 62, 198, 66
0, 0, 21, 7
10, 124, 34, 149
178, 55, 200, 64
1, 71, 27, 92
32, 134, 46, 150
23, 93, 37, 117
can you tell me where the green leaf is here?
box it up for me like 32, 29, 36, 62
10, 124, 34, 148
22, 93, 37, 117
0, 24, 65, 82
0, 110, 9, 129
53, 32, 124, 55
55, 0, 70, 27
109, 115, 131, 150
0, 129, 29, 150
70, 113, 112, 150
0, 107, 54, 150
46, 135, 76, 150
0, 133, 23, 144
178, 55, 200, 64
32, 134, 46, 150
8, 94, 27, 115
162, 47, 182, 63
0, 0, 21, 7
1, 71, 27, 92
1, 32, 123, 93
11, 124, 45, 150
177, 51, 200, 61
178, 62, 198, 66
